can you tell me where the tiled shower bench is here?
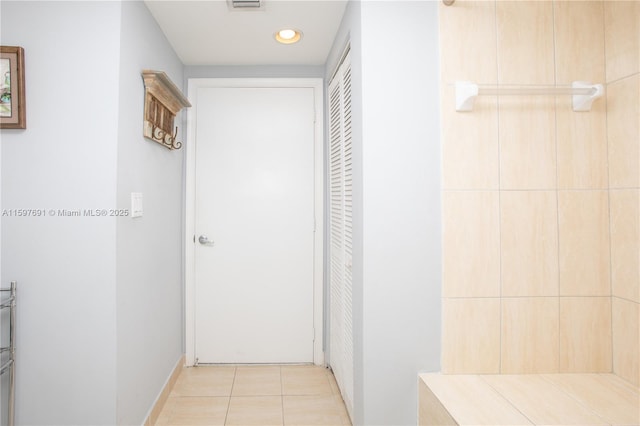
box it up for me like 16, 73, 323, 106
419, 373, 640, 425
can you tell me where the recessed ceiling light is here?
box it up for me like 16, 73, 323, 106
275, 29, 302, 44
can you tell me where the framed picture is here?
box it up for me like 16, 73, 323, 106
0, 46, 26, 129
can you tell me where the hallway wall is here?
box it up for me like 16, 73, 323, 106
0, 2, 121, 423
0, 1, 186, 424
116, 2, 185, 424
325, 2, 442, 425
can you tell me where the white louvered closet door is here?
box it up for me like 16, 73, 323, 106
328, 49, 353, 420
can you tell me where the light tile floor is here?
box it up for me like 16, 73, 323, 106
156, 365, 352, 426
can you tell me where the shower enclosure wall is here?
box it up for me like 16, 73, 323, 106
439, 0, 639, 385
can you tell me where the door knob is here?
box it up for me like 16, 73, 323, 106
198, 235, 215, 246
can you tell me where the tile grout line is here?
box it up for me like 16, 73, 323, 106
551, 0, 562, 375
539, 375, 613, 424
600, 0, 615, 378
280, 366, 286, 426
164, 365, 348, 426
224, 366, 237, 426
476, 375, 536, 425
492, 0, 503, 375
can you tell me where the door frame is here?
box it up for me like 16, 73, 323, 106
184, 78, 325, 366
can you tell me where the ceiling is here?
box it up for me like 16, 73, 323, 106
144, 0, 348, 66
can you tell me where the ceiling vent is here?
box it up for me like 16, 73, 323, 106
229, 0, 263, 9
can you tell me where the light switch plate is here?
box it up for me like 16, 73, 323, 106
131, 192, 143, 218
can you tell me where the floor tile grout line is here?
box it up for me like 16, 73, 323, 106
280, 366, 286, 426
159, 365, 350, 426
223, 367, 237, 426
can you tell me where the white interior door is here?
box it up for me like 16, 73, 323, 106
194, 86, 316, 364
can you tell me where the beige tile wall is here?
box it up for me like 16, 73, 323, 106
501, 297, 559, 373
558, 190, 610, 296
559, 297, 612, 372
442, 298, 501, 373
439, 0, 639, 382
500, 191, 558, 297
442, 192, 500, 297
605, 0, 640, 386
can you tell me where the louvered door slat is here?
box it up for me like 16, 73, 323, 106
340, 53, 354, 415
328, 75, 345, 401
328, 49, 353, 421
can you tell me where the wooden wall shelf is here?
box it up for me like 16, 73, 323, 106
141, 70, 191, 150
